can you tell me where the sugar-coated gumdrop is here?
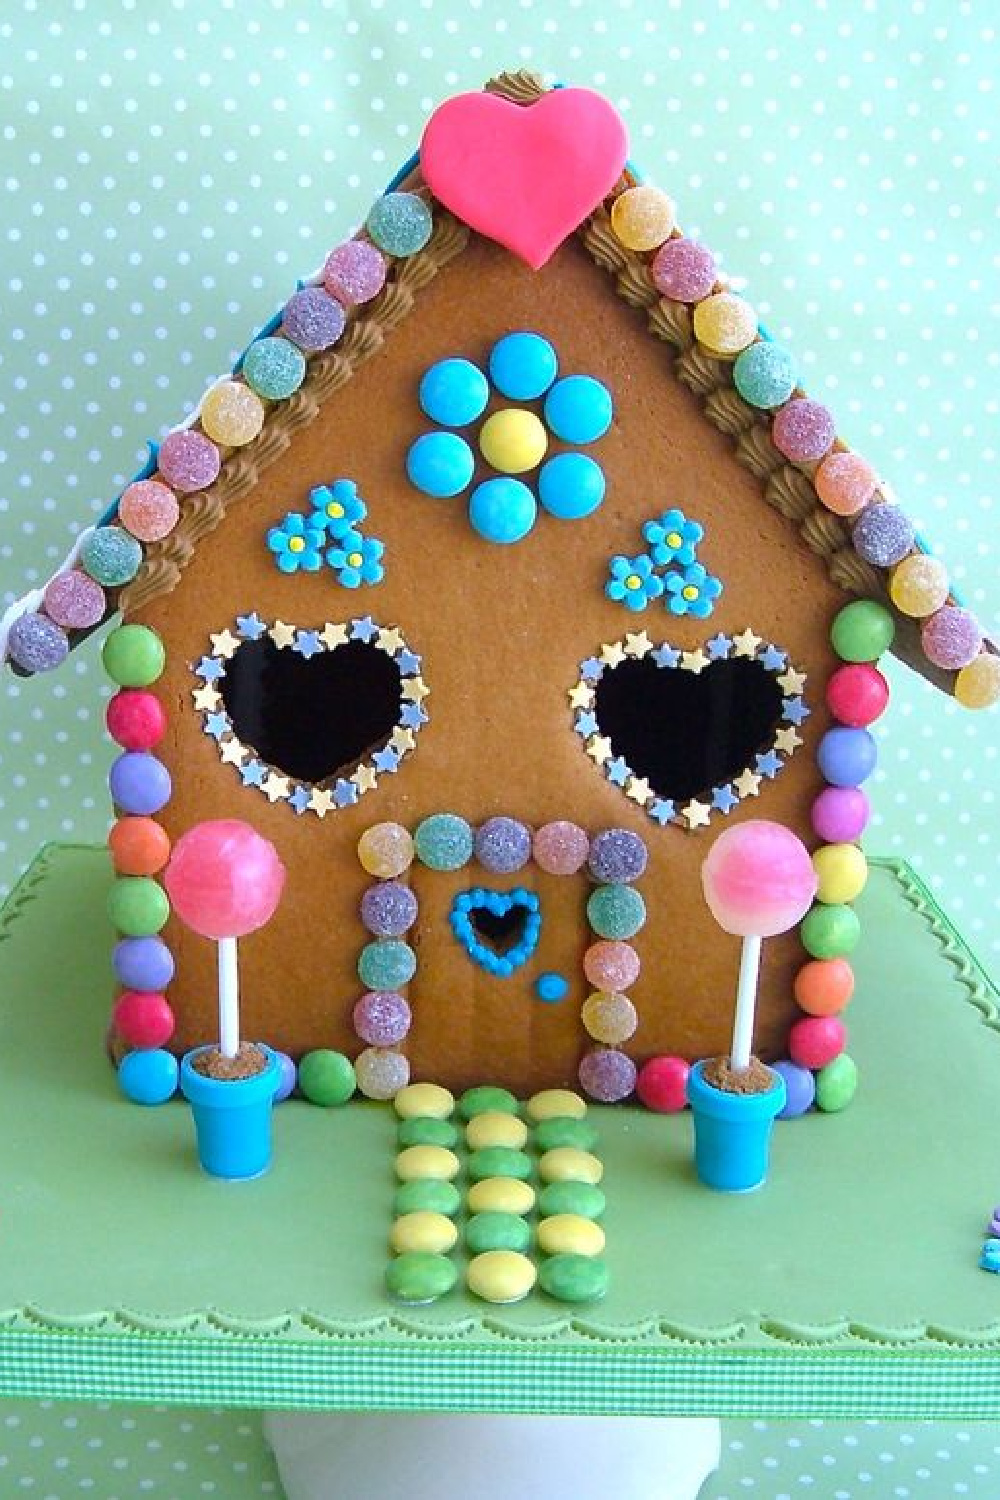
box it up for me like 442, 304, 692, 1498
583, 940, 640, 991
281, 287, 346, 353
578, 1047, 637, 1103
812, 843, 868, 905
479, 409, 548, 474
365, 191, 433, 257
353, 990, 412, 1046
851, 502, 915, 568
650, 237, 717, 302
587, 828, 648, 884
771, 398, 836, 463
360, 881, 418, 937
701, 820, 817, 937
414, 813, 473, 871
813, 1052, 858, 1112
323, 239, 387, 305
533, 820, 589, 875
298, 1049, 356, 1106
889, 553, 950, 618
732, 341, 797, 410
692, 292, 757, 356
773, 1060, 815, 1119
635, 1055, 690, 1113
108, 816, 172, 876
921, 605, 983, 671
106, 689, 167, 750
199, 380, 266, 447
113, 989, 175, 1049
825, 663, 889, 727
813, 451, 877, 516
118, 1048, 179, 1106
242, 336, 307, 400
610, 184, 676, 250
163, 819, 285, 938
118, 480, 181, 542
789, 1014, 847, 1070
43, 569, 107, 629
581, 991, 637, 1044
830, 600, 895, 663
955, 652, 1000, 710
357, 821, 414, 878
356, 1046, 410, 1100
586, 883, 646, 940
358, 939, 416, 991
793, 957, 855, 1017
7, 613, 69, 674
79, 526, 143, 587
475, 816, 531, 873
810, 786, 869, 844
157, 429, 221, 493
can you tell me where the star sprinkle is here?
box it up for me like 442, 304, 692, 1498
648, 798, 676, 826
681, 648, 709, 675
395, 648, 422, 675
320, 621, 350, 650
586, 735, 613, 766
733, 768, 762, 799
574, 711, 599, 738
600, 640, 627, 669
624, 630, 653, 658
238, 760, 267, 789
400, 702, 428, 729
377, 626, 405, 655
759, 644, 787, 671
334, 778, 360, 806
236, 612, 267, 640
682, 799, 712, 829
219, 737, 246, 767
568, 681, 595, 710
731, 628, 762, 659
263, 772, 291, 802
389, 726, 416, 755
777, 666, 807, 696
294, 629, 323, 660
352, 764, 378, 794
626, 775, 652, 806
204, 711, 229, 740
774, 726, 803, 755
351, 615, 379, 643
755, 749, 783, 779
579, 656, 604, 681
209, 628, 240, 659
269, 620, 296, 649
706, 632, 732, 660
606, 757, 630, 786
372, 746, 401, 775
401, 677, 429, 703
308, 787, 336, 817
288, 786, 312, 815
711, 784, 739, 814
782, 696, 810, 725
652, 643, 681, 669
195, 655, 225, 681
192, 683, 222, 712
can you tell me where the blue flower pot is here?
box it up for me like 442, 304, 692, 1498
180, 1044, 280, 1180
686, 1059, 786, 1193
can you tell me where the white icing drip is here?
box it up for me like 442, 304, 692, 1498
0, 526, 96, 665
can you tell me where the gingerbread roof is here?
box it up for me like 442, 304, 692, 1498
1, 70, 996, 710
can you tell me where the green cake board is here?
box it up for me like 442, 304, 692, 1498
1, 845, 999, 1417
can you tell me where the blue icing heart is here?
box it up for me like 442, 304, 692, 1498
450, 886, 541, 978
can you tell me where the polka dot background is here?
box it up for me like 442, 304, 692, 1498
0, 0, 997, 1490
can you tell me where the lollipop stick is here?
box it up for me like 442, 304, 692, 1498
218, 935, 240, 1060
731, 934, 762, 1073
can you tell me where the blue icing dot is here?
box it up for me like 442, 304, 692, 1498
468, 477, 537, 544
489, 332, 559, 401
365, 191, 433, 256
536, 972, 569, 1003
406, 431, 475, 498
537, 452, 606, 519
118, 1048, 179, 1106
732, 341, 797, 410
358, 939, 417, 990
543, 375, 613, 445
419, 358, 490, 426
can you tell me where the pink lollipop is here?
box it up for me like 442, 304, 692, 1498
701, 821, 817, 1070
165, 820, 285, 1058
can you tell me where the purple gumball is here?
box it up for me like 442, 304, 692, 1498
816, 727, 877, 788
109, 751, 173, 816
773, 1060, 816, 1119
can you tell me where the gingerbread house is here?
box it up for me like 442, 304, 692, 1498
2, 72, 996, 1102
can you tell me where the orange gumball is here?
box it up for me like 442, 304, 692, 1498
793, 957, 855, 1017
108, 816, 172, 876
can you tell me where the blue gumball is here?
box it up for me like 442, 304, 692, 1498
468, 477, 537, 544
406, 431, 475, 498
488, 332, 559, 401
538, 453, 606, 519
119, 1047, 180, 1106
418, 358, 490, 427
543, 375, 613, 444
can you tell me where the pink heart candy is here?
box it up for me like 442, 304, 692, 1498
420, 87, 629, 270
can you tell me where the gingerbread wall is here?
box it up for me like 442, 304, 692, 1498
127, 228, 846, 1094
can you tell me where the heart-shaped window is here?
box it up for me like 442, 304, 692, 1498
450, 887, 542, 977
192, 615, 428, 815
572, 631, 808, 830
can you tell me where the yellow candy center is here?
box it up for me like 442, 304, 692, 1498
625, 573, 642, 591
682, 585, 699, 601
479, 408, 548, 474
347, 551, 363, 568
288, 536, 305, 553
666, 531, 682, 548
327, 502, 345, 519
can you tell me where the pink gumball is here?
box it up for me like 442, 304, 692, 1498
164, 819, 285, 939
789, 1014, 847, 1070
701, 820, 818, 938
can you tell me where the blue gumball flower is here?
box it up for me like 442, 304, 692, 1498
605, 554, 665, 612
